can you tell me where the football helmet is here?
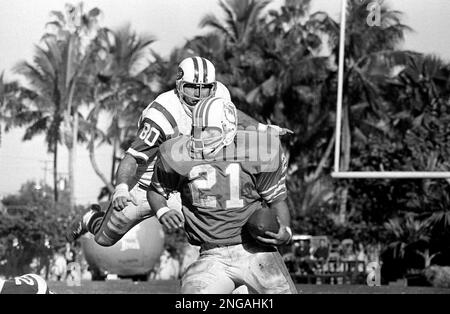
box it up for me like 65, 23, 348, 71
176, 57, 217, 114
0, 273, 53, 294
191, 96, 238, 159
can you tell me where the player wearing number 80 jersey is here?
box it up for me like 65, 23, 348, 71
148, 97, 297, 294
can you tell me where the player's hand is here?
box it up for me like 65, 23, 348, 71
256, 217, 292, 246
259, 123, 293, 136
268, 125, 293, 136
112, 183, 133, 211
159, 209, 185, 233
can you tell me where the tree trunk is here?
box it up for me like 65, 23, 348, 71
89, 141, 114, 194
68, 112, 78, 210
300, 133, 335, 214
88, 119, 114, 194
53, 139, 59, 202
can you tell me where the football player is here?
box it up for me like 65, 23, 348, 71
66, 56, 291, 247
0, 273, 53, 294
147, 96, 297, 294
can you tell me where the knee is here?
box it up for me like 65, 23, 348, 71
94, 233, 117, 247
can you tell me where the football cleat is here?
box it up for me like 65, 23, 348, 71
0, 273, 54, 294
65, 204, 102, 242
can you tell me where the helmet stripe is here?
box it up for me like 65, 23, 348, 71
198, 97, 213, 126
194, 98, 207, 126
204, 97, 221, 126
201, 57, 208, 83
195, 97, 213, 127
191, 57, 199, 83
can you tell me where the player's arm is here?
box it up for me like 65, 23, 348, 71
112, 107, 169, 210
254, 149, 293, 246
236, 109, 293, 135
236, 109, 260, 128
258, 199, 292, 246
147, 158, 184, 232
112, 153, 141, 210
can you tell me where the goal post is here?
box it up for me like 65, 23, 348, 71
331, 0, 450, 179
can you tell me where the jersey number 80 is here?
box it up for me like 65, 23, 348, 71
139, 122, 160, 146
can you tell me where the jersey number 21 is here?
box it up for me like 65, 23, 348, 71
189, 164, 244, 209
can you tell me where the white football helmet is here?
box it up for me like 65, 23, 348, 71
191, 96, 238, 159
176, 56, 217, 114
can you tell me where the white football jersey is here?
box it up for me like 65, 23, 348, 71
127, 81, 231, 188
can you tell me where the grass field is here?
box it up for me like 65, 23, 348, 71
47, 279, 450, 294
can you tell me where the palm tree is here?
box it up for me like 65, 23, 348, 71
199, 0, 271, 47
13, 39, 68, 202
40, 3, 103, 209
145, 48, 190, 93
0, 74, 21, 146
384, 214, 440, 270
13, 4, 102, 208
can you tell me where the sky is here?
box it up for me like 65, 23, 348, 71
1, 0, 450, 205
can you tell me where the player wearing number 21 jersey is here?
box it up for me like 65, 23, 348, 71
153, 131, 285, 246
148, 97, 297, 294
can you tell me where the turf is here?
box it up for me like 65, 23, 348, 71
48, 279, 450, 294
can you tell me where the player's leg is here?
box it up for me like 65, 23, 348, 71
93, 189, 182, 246
0, 274, 53, 294
65, 203, 104, 242
181, 249, 235, 294
66, 185, 152, 246
93, 186, 155, 246
239, 243, 298, 294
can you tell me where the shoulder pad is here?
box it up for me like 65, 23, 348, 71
141, 92, 179, 138
159, 136, 194, 176
215, 81, 231, 101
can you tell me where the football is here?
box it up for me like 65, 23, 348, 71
246, 207, 280, 239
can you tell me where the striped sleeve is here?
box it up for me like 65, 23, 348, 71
255, 150, 288, 204
127, 101, 178, 162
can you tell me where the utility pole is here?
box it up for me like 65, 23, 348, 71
41, 160, 52, 188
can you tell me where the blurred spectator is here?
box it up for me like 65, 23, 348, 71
294, 238, 315, 275
367, 243, 381, 263
313, 238, 330, 272
64, 243, 77, 264
356, 243, 367, 261
340, 239, 356, 261
51, 251, 67, 281
356, 242, 368, 272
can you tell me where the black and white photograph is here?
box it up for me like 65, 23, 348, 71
1, 0, 450, 300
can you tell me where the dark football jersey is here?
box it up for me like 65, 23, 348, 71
152, 129, 287, 246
